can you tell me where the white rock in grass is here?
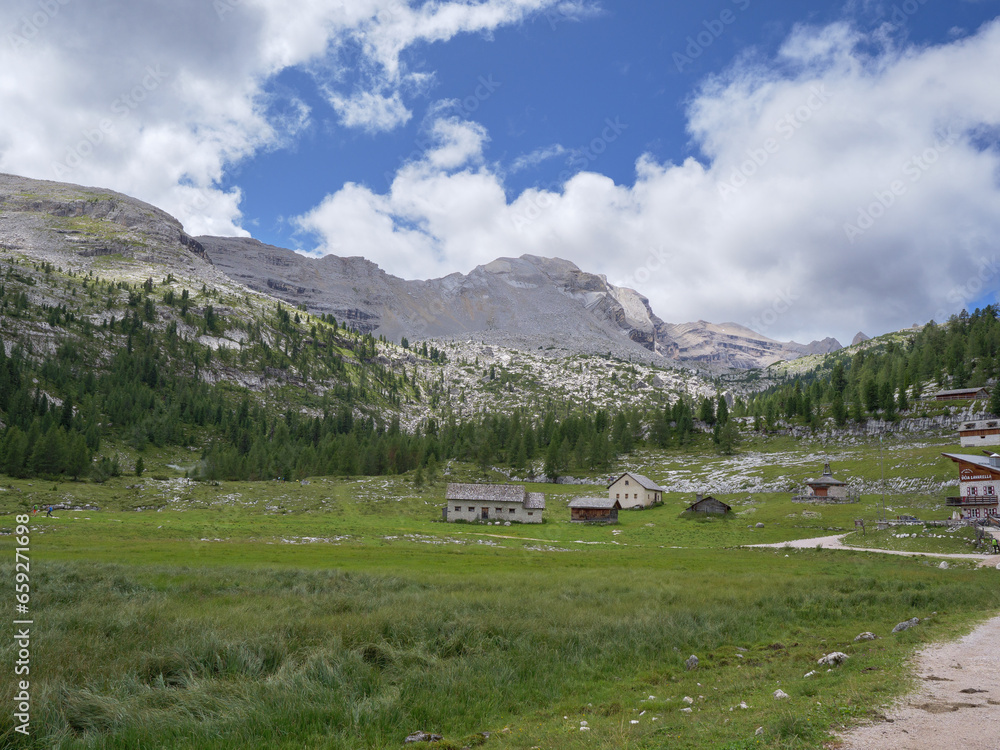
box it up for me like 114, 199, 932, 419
685, 655, 699, 670
683, 696, 694, 705
892, 618, 920, 633
938, 561, 949, 569
680, 708, 692, 714
804, 671, 817, 678
579, 726, 590, 731
773, 689, 790, 700
755, 727, 764, 736
818, 652, 849, 666
630, 720, 639, 725
739, 702, 748, 709
580, 721, 588, 727
854, 632, 876, 642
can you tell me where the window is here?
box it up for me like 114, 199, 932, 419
455, 506, 461, 512
616, 493, 620, 500
625, 480, 629, 485
468, 507, 474, 512
971, 487, 978, 496
527, 512, 533, 516
509, 508, 515, 514
495, 507, 502, 513
990, 487, 996, 496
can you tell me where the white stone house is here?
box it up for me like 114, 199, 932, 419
443, 483, 545, 524
608, 472, 664, 509
959, 420, 1000, 448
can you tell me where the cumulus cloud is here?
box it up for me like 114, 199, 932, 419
0, 0, 566, 235
296, 19, 1000, 343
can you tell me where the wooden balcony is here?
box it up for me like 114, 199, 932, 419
946, 496, 998, 507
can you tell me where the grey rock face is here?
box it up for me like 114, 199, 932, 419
202, 237, 839, 369
892, 617, 920, 633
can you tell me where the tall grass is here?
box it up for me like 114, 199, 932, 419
2, 551, 999, 749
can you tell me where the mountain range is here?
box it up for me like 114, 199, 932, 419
1, 171, 840, 370
201, 236, 842, 370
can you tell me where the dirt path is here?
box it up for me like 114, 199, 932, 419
749, 533, 1000, 748
748, 533, 1000, 567
831, 613, 1000, 749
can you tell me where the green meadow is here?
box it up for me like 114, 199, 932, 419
2, 434, 998, 749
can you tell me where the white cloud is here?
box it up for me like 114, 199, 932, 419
509, 144, 568, 173
297, 19, 1000, 344
0, 0, 566, 235
328, 90, 413, 132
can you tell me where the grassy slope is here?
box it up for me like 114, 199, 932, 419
0, 434, 996, 749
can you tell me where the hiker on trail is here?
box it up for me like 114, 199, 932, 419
32, 504, 37, 515
992, 538, 999, 554
45, 505, 53, 517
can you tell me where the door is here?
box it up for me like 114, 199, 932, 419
482, 507, 489, 520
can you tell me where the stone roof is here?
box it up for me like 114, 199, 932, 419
569, 497, 619, 509
806, 463, 846, 487
610, 472, 664, 491
524, 492, 546, 509
960, 420, 1000, 431
942, 453, 1000, 472
446, 483, 526, 502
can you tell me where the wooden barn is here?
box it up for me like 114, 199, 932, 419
568, 497, 621, 523
685, 494, 731, 515
933, 387, 989, 402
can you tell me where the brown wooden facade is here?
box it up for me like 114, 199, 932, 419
569, 498, 621, 523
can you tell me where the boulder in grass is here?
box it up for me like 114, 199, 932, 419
773, 689, 789, 700
404, 731, 443, 744
685, 655, 699, 671
893, 617, 920, 633
854, 632, 877, 642
818, 652, 849, 667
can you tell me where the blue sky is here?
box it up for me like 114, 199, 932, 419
2, 0, 1000, 344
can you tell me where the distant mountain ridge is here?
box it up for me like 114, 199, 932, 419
0, 171, 840, 370
200, 236, 842, 369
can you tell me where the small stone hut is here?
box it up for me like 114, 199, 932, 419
804, 463, 849, 500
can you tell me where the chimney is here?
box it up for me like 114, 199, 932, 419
696, 493, 703, 502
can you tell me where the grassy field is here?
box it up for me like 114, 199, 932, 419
2, 433, 997, 749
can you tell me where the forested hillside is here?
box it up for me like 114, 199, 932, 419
741, 307, 1000, 428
